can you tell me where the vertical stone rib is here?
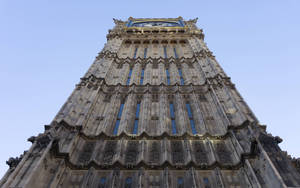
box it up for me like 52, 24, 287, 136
113, 63, 121, 85
96, 59, 114, 79
83, 92, 105, 135
230, 88, 258, 122
191, 93, 207, 135
174, 94, 186, 135
158, 63, 166, 85
214, 167, 226, 188
151, 100, 159, 136
182, 63, 192, 85
131, 63, 140, 85
163, 138, 170, 164
61, 89, 83, 124
75, 88, 99, 126
167, 44, 174, 58
216, 87, 247, 126
193, 58, 207, 83
223, 85, 250, 124
151, 65, 157, 85
55, 87, 81, 122
92, 96, 110, 135
208, 86, 231, 129
139, 94, 150, 135
205, 92, 227, 135
206, 139, 218, 165
184, 140, 192, 165
105, 62, 116, 85
244, 160, 263, 188
121, 64, 130, 85
190, 64, 203, 85
143, 63, 151, 85
102, 94, 120, 135
119, 94, 135, 134
159, 94, 171, 135
157, 45, 164, 58
67, 87, 91, 125
169, 63, 180, 85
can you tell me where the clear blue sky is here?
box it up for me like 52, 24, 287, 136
0, 0, 299, 177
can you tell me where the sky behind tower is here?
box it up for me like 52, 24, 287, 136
0, 0, 299, 177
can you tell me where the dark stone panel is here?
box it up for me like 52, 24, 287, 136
102, 141, 117, 164
78, 142, 96, 163
192, 141, 208, 164
149, 141, 161, 164
214, 142, 232, 164
125, 141, 139, 164
171, 141, 184, 164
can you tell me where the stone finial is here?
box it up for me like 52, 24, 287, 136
113, 18, 124, 25
188, 17, 198, 24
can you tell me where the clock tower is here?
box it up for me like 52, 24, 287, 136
1, 17, 300, 188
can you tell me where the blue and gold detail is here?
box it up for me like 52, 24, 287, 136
126, 18, 185, 28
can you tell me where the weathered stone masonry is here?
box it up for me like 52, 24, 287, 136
1, 17, 300, 188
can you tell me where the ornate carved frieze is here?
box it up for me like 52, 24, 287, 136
77, 74, 232, 92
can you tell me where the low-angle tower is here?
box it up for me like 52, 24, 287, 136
1, 17, 300, 188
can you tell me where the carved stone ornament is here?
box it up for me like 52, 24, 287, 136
113, 18, 125, 25
188, 17, 198, 24
6, 151, 27, 169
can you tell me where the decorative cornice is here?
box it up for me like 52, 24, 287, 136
50, 136, 257, 171
52, 119, 250, 141
77, 74, 232, 91
51, 156, 255, 171
96, 49, 213, 61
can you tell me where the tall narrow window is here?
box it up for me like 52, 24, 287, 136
166, 69, 171, 85
125, 177, 132, 188
113, 102, 124, 135
169, 103, 177, 134
173, 47, 178, 59
203, 177, 210, 188
126, 68, 133, 85
163, 46, 167, 58
178, 68, 184, 85
133, 47, 138, 59
99, 177, 106, 188
144, 48, 147, 58
177, 177, 184, 188
140, 68, 144, 85
186, 102, 197, 134
133, 102, 140, 134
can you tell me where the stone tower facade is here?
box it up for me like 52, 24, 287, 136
1, 17, 300, 188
